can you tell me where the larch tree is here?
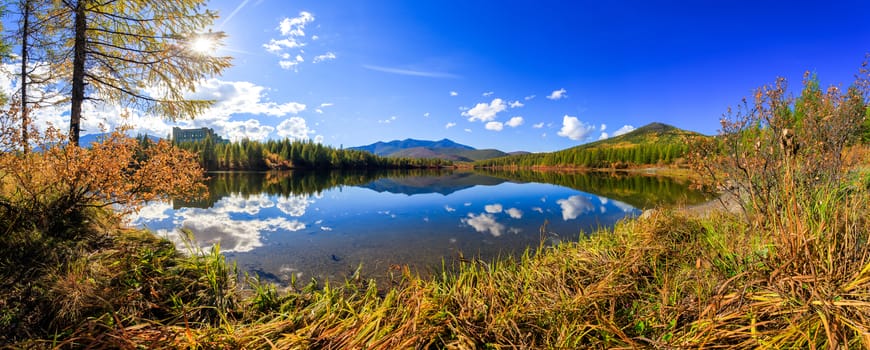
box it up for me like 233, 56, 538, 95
50, 0, 232, 145
8, 0, 64, 153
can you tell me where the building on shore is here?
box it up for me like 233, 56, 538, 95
172, 127, 229, 144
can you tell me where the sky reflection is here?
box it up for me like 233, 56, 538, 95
129, 171, 661, 285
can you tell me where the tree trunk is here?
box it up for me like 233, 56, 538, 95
20, 0, 30, 153
69, 0, 87, 146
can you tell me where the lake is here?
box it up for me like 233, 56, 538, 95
129, 169, 710, 286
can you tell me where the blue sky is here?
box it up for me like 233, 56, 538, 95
15, 0, 870, 152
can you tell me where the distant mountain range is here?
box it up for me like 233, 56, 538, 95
361, 171, 508, 196
349, 138, 516, 162
350, 123, 700, 164
78, 133, 161, 147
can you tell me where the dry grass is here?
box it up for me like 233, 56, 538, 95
0, 181, 866, 348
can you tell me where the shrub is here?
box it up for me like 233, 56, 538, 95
0, 125, 205, 238
690, 65, 869, 220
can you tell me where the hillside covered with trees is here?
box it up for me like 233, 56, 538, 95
171, 136, 452, 171
476, 122, 701, 169
351, 138, 510, 162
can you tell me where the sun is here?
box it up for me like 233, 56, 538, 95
190, 36, 215, 54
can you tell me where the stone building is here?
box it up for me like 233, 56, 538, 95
172, 127, 228, 144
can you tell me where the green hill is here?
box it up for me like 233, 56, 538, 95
476, 122, 707, 168
351, 139, 509, 162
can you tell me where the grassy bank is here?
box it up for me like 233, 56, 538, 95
2, 167, 867, 348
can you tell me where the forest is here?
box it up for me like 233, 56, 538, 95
169, 135, 452, 170
475, 141, 689, 168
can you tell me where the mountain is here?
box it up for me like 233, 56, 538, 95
573, 122, 701, 150
350, 138, 509, 162
79, 133, 162, 148
476, 122, 708, 168
351, 138, 472, 156
361, 171, 508, 196
78, 133, 112, 147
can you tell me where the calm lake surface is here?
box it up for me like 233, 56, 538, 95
130, 170, 710, 285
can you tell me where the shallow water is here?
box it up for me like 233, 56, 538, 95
130, 169, 708, 285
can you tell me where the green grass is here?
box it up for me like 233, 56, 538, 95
2, 170, 868, 348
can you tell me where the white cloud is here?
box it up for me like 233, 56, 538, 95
276, 116, 314, 140
462, 213, 505, 237
506, 116, 524, 128
219, 119, 275, 141
315, 109, 323, 114
524, 95, 536, 101
378, 116, 398, 124
445, 122, 457, 129
2, 62, 308, 141
450, 91, 459, 96
613, 125, 636, 137
509, 100, 524, 108
278, 60, 298, 70
445, 205, 456, 212
484, 203, 503, 213
314, 135, 324, 143
505, 208, 523, 219
80, 104, 174, 139
320, 102, 334, 108
278, 55, 305, 71
556, 195, 595, 221
482, 91, 494, 97
423, 112, 430, 117
190, 79, 306, 117
600, 124, 607, 131
598, 132, 609, 140
463, 98, 507, 122
532, 122, 544, 129
264, 38, 303, 53
265, 11, 319, 70
547, 88, 567, 100
464, 128, 472, 133
557, 115, 596, 141
485, 121, 504, 131
313, 52, 336, 63
279, 11, 314, 36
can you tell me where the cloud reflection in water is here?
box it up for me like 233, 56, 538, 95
462, 213, 506, 237
556, 195, 595, 221
137, 193, 308, 253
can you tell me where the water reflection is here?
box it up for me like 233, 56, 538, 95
557, 195, 596, 221
462, 212, 509, 237
135, 193, 307, 253
131, 169, 709, 285
478, 169, 712, 209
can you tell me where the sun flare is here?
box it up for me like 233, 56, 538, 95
191, 36, 215, 54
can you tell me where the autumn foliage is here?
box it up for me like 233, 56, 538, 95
689, 66, 869, 219
0, 123, 204, 238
